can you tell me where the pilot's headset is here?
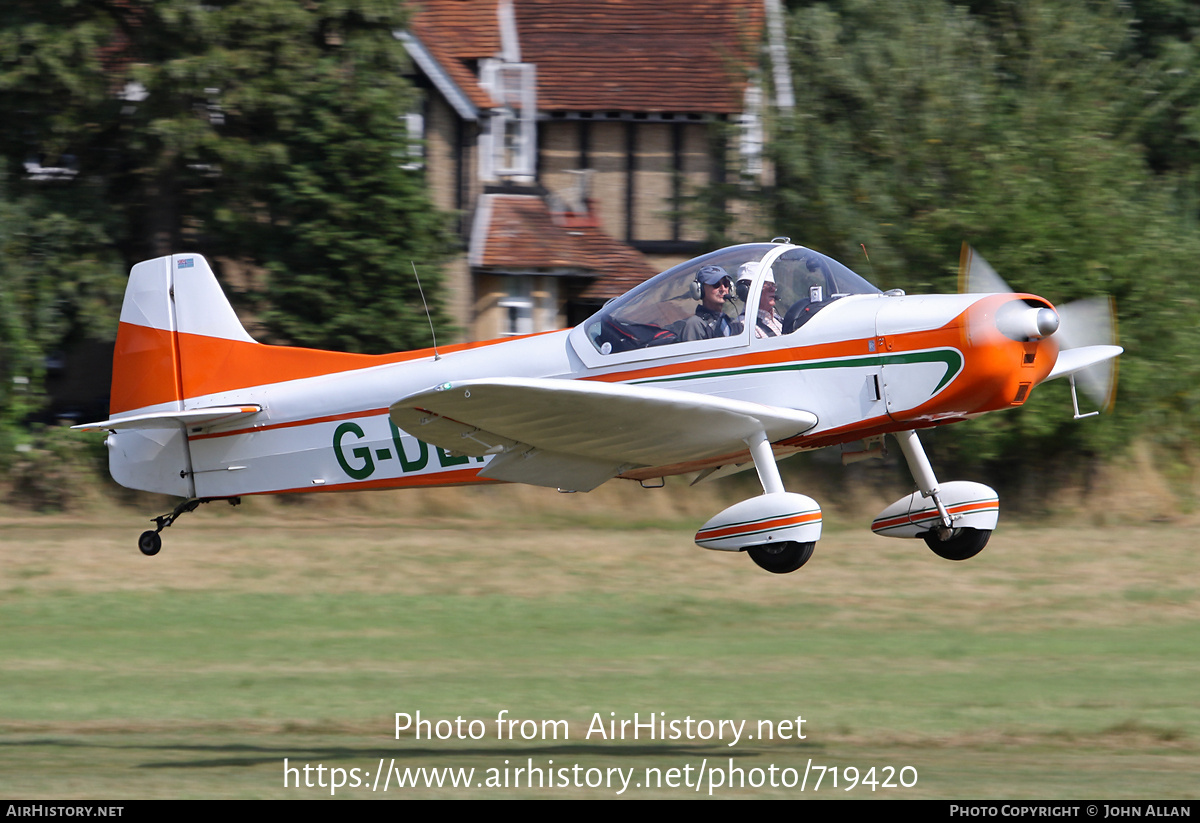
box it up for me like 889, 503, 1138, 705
735, 261, 764, 303
690, 265, 732, 300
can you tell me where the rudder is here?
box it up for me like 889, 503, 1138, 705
109, 254, 255, 417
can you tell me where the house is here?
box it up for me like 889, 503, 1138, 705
401, 0, 793, 341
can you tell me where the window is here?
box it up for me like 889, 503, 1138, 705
480, 60, 536, 179
401, 110, 425, 171
499, 276, 534, 336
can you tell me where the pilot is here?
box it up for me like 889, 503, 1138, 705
736, 262, 783, 338
680, 265, 735, 341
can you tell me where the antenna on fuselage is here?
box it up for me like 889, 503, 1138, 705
411, 261, 441, 361
860, 243, 880, 282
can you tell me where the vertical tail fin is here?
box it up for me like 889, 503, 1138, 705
110, 254, 255, 417
91, 253, 432, 497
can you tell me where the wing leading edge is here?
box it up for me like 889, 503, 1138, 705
390, 378, 818, 491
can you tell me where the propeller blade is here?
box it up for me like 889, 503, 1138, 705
961, 245, 1057, 339
957, 243, 1120, 411
959, 244, 1011, 294
1055, 296, 1120, 411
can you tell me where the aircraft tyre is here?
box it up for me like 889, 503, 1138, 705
138, 530, 162, 557
923, 527, 989, 561
747, 541, 814, 574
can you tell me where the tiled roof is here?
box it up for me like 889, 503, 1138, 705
408, 0, 764, 114
473, 193, 658, 300
570, 227, 662, 301
516, 0, 763, 113
407, 1, 500, 111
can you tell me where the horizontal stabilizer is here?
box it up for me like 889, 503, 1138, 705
72, 405, 262, 433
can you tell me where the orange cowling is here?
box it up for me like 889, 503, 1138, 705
890, 294, 1059, 425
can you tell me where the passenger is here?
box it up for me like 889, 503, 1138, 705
680, 265, 735, 341
736, 262, 783, 338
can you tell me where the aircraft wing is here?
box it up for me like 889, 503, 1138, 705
1046, 345, 1123, 380
390, 378, 818, 491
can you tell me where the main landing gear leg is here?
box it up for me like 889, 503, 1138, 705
890, 430, 992, 560
137, 497, 241, 556
745, 429, 785, 495
893, 430, 953, 537
735, 430, 819, 573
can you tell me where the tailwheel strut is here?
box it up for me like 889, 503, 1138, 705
138, 497, 240, 556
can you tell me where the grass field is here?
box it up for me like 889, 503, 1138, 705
1, 479, 1197, 799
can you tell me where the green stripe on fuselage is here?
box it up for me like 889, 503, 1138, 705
634, 348, 963, 395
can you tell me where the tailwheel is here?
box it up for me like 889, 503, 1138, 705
747, 541, 814, 574
138, 530, 163, 557
135, 497, 240, 556
923, 528, 990, 561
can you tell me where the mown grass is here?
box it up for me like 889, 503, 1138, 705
1, 483, 1197, 798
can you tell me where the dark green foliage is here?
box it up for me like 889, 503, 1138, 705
0, 1, 452, 452
218, 32, 456, 352
176, 0, 455, 352
0, 0, 451, 359
764, 0, 1200, 487
0, 176, 125, 445
5, 424, 109, 511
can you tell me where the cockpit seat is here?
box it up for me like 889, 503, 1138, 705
596, 317, 679, 353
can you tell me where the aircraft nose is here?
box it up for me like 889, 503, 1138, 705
1035, 307, 1060, 337
996, 302, 1059, 341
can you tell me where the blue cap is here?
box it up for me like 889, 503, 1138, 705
696, 265, 729, 286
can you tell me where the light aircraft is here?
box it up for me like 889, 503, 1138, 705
75, 239, 1121, 573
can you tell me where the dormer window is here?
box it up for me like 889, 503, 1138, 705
480, 59, 536, 180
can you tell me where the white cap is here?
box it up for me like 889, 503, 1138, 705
737, 261, 773, 284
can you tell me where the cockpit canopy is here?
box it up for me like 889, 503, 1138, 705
583, 242, 881, 355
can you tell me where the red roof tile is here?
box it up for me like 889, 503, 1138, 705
474, 194, 658, 299
516, 0, 763, 113
570, 225, 663, 301
409, 0, 764, 114
408, 0, 502, 110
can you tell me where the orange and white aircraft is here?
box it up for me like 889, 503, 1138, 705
76, 239, 1121, 573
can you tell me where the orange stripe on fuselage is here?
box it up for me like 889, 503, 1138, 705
109, 322, 555, 415
175, 333, 415, 403
186, 407, 391, 441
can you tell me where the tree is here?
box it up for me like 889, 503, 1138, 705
0, 175, 125, 444
766, 0, 1200, 487
0, 0, 451, 355
205, 7, 456, 353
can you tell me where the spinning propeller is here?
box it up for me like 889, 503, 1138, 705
959, 244, 1120, 413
